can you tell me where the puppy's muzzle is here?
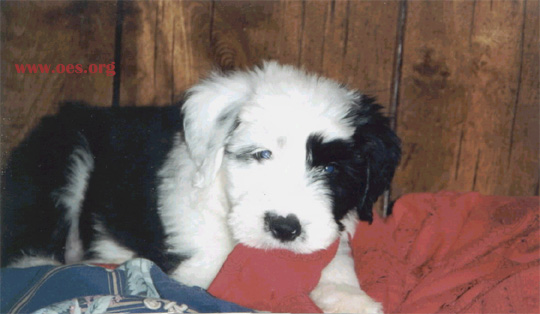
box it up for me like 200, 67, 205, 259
264, 213, 301, 242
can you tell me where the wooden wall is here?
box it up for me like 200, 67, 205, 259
2, 0, 538, 201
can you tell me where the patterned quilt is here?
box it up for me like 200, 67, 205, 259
1, 258, 252, 314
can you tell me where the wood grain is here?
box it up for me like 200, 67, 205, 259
393, 0, 538, 196
209, 1, 399, 105
505, 0, 539, 195
118, 0, 213, 106
1, 1, 116, 165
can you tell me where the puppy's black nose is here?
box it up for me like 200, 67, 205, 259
264, 213, 301, 242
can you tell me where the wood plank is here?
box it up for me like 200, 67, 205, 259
505, 0, 539, 195
208, 0, 320, 70
1, 1, 117, 164
119, 0, 213, 106
338, 1, 400, 108
208, 0, 304, 67
393, 0, 537, 196
210, 1, 282, 69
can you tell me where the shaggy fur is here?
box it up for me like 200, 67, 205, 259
1, 62, 400, 313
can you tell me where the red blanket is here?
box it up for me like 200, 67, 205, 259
209, 192, 539, 313
208, 240, 339, 312
354, 192, 539, 313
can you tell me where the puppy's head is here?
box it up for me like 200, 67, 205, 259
182, 61, 400, 253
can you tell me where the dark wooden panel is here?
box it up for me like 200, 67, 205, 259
1, 1, 117, 164
119, 0, 214, 106
337, 1, 400, 108
202, 1, 308, 68
505, 0, 539, 195
393, 0, 538, 196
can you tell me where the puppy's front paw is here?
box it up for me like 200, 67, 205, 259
310, 283, 383, 314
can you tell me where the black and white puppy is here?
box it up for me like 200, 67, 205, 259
1, 62, 400, 313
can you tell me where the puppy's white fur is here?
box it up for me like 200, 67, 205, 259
163, 62, 382, 312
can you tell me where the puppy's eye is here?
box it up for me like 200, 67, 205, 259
254, 150, 272, 160
323, 165, 335, 173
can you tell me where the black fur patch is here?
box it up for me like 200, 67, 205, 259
306, 134, 367, 225
348, 95, 401, 223
306, 95, 401, 225
1, 102, 188, 271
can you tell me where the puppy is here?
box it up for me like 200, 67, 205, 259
1, 62, 400, 313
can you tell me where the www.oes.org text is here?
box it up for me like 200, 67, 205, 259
15, 62, 116, 77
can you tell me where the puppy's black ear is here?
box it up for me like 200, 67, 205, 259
350, 96, 401, 223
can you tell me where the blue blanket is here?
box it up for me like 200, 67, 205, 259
1, 258, 252, 313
